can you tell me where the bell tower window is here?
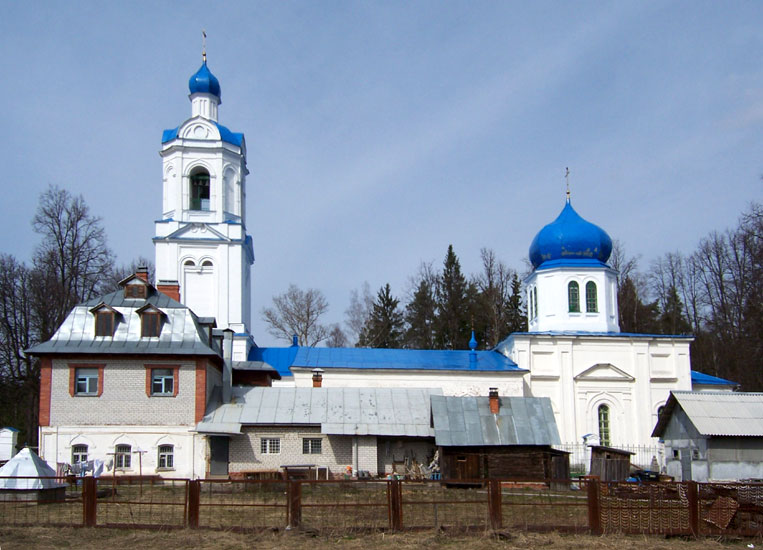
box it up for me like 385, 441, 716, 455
586, 281, 598, 312
568, 281, 580, 313
190, 170, 210, 211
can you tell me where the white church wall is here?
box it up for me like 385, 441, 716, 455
290, 368, 527, 397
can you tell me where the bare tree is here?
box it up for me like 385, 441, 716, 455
325, 324, 348, 348
262, 284, 330, 346
32, 186, 113, 339
344, 282, 373, 345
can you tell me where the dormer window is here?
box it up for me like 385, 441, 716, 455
125, 284, 147, 299
137, 304, 165, 338
90, 303, 120, 337
190, 169, 210, 211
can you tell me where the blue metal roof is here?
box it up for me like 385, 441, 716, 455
534, 258, 611, 271
248, 346, 523, 377
529, 201, 612, 270
161, 122, 243, 147
691, 370, 737, 387
188, 61, 221, 98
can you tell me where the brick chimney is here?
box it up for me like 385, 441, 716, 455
156, 280, 181, 301
136, 266, 149, 283
489, 387, 500, 414
312, 368, 323, 388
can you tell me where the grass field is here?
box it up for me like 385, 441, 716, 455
0, 526, 756, 550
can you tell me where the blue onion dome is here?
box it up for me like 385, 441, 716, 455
528, 201, 613, 269
188, 62, 221, 98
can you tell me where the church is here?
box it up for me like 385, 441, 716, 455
29, 59, 735, 479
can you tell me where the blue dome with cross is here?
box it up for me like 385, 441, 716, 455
529, 201, 613, 270
188, 62, 221, 99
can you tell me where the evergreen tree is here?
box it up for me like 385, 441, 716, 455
657, 285, 691, 335
358, 283, 405, 348
404, 277, 437, 349
506, 272, 527, 334
435, 245, 472, 349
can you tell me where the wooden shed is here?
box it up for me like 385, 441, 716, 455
431, 392, 569, 487
588, 445, 633, 481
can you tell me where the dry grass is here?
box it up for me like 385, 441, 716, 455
0, 526, 755, 550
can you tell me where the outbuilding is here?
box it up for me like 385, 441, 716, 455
652, 391, 763, 482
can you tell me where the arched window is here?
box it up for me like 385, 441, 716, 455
586, 281, 598, 312
201, 260, 213, 267
115, 444, 131, 469
598, 405, 611, 447
72, 444, 88, 464
568, 281, 580, 313
190, 169, 210, 211
158, 445, 174, 469
184, 259, 195, 267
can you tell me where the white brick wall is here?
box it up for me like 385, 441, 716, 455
49, 358, 197, 426
229, 427, 357, 476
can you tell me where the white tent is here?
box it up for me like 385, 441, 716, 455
0, 448, 64, 490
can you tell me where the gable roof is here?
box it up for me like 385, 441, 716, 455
249, 346, 524, 378
196, 386, 441, 437
431, 395, 560, 447
652, 391, 763, 438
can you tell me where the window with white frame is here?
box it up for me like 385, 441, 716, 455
598, 405, 611, 447
302, 438, 322, 455
115, 444, 131, 469
158, 445, 174, 469
585, 281, 598, 312
260, 438, 280, 454
152, 369, 174, 395
72, 444, 88, 464
75, 368, 99, 395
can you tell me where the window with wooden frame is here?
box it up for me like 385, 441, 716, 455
142, 312, 161, 337
95, 311, 115, 336
125, 284, 147, 299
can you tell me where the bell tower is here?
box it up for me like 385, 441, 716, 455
154, 58, 254, 359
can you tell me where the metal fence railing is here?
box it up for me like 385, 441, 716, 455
1, 475, 761, 537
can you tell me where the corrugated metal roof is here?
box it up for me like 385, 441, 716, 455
665, 391, 763, 437
248, 345, 524, 377
27, 287, 220, 358
431, 395, 560, 447
196, 386, 442, 437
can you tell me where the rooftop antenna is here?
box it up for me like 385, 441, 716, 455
202, 29, 207, 63
565, 167, 571, 203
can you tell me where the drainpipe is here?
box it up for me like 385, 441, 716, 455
353, 437, 359, 477
222, 329, 234, 403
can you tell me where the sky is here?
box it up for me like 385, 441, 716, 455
0, 1, 761, 347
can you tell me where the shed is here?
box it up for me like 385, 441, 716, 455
0, 448, 66, 502
0, 427, 19, 462
431, 393, 569, 485
652, 391, 763, 482
588, 445, 634, 481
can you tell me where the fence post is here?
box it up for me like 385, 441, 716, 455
82, 476, 97, 527
587, 478, 602, 535
687, 481, 699, 537
187, 480, 201, 528
388, 480, 403, 531
287, 480, 302, 529
488, 479, 502, 530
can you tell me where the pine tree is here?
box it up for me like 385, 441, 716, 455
435, 245, 472, 349
404, 277, 437, 349
358, 283, 405, 348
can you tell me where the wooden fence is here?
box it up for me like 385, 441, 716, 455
1, 476, 762, 537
